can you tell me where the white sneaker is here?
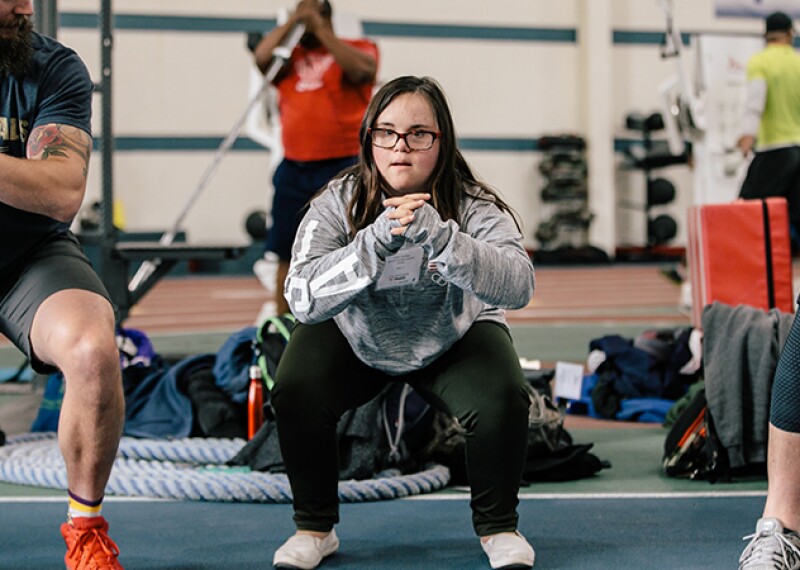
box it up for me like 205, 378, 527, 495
273, 529, 339, 569
739, 518, 800, 570
481, 531, 535, 569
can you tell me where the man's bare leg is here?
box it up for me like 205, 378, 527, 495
763, 424, 800, 531
30, 289, 124, 500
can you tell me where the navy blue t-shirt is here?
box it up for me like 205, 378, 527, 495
0, 32, 93, 274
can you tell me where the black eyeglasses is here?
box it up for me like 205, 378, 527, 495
368, 128, 441, 151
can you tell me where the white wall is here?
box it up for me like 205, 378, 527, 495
54, 0, 767, 253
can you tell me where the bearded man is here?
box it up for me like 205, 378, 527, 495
1, 2, 126, 568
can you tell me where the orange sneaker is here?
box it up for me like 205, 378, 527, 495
61, 516, 123, 569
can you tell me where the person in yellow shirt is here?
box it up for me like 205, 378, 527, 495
738, 11, 800, 243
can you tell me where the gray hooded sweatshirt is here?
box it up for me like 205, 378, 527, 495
284, 175, 536, 375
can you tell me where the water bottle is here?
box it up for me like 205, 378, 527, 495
247, 365, 264, 440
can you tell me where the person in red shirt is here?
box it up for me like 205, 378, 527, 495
253, 0, 378, 316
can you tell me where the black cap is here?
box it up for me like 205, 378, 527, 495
766, 11, 794, 34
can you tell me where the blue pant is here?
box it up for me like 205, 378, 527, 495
266, 156, 357, 260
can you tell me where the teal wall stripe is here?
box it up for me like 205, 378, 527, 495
459, 138, 538, 151
59, 11, 743, 47
91, 136, 651, 153
361, 22, 576, 42
59, 12, 572, 42
93, 136, 540, 152
63, 12, 686, 154
57, 12, 752, 46
98, 137, 265, 152
612, 30, 691, 46
615, 138, 643, 153
58, 12, 96, 29
60, 13, 275, 33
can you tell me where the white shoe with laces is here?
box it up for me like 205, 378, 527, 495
739, 518, 800, 570
481, 531, 535, 569
273, 529, 339, 569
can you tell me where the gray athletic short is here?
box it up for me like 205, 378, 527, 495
0, 232, 113, 374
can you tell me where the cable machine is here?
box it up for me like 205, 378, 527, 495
33, 0, 58, 39
656, 0, 760, 205
57, 0, 256, 322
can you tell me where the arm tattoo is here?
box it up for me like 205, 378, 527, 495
27, 124, 92, 178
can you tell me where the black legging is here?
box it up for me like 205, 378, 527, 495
271, 319, 530, 537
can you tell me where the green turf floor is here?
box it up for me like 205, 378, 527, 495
0, 322, 766, 498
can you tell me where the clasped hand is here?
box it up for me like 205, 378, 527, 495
383, 193, 431, 236
293, 0, 325, 33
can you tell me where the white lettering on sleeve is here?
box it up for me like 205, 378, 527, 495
286, 276, 312, 315
310, 253, 371, 298
296, 220, 319, 263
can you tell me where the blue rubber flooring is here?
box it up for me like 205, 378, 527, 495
0, 494, 763, 569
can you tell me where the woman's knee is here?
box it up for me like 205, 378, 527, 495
272, 366, 334, 425
272, 369, 308, 414
457, 380, 529, 433
272, 320, 353, 418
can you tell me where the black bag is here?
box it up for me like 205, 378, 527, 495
231, 383, 430, 479
522, 443, 609, 482
662, 388, 729, 482
230, 394, 387, 480
526, 383, 566, 453
256, 314, 296, 390
181, 366, 246, 439
424, 382, 609, 486
522, 385, 610, 482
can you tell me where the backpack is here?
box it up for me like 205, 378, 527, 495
526, 383, 565, 453
256, 314, 296, 390
662, 388, 729, 482
521, 384, 610, 483
423, 381, 610, 485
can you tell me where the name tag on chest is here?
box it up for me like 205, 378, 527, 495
375, 246, 424, 290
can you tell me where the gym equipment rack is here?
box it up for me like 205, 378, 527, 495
42, 0, 248, 322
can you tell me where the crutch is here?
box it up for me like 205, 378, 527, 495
128, 21, 307, 292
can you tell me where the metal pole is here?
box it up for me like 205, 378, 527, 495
33, 0, 58, 39
100, 0, 114, 244
94, 0, 130, 313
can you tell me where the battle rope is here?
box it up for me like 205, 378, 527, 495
0, 433, 450, 503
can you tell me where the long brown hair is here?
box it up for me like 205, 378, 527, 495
339, 76, 520, 235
